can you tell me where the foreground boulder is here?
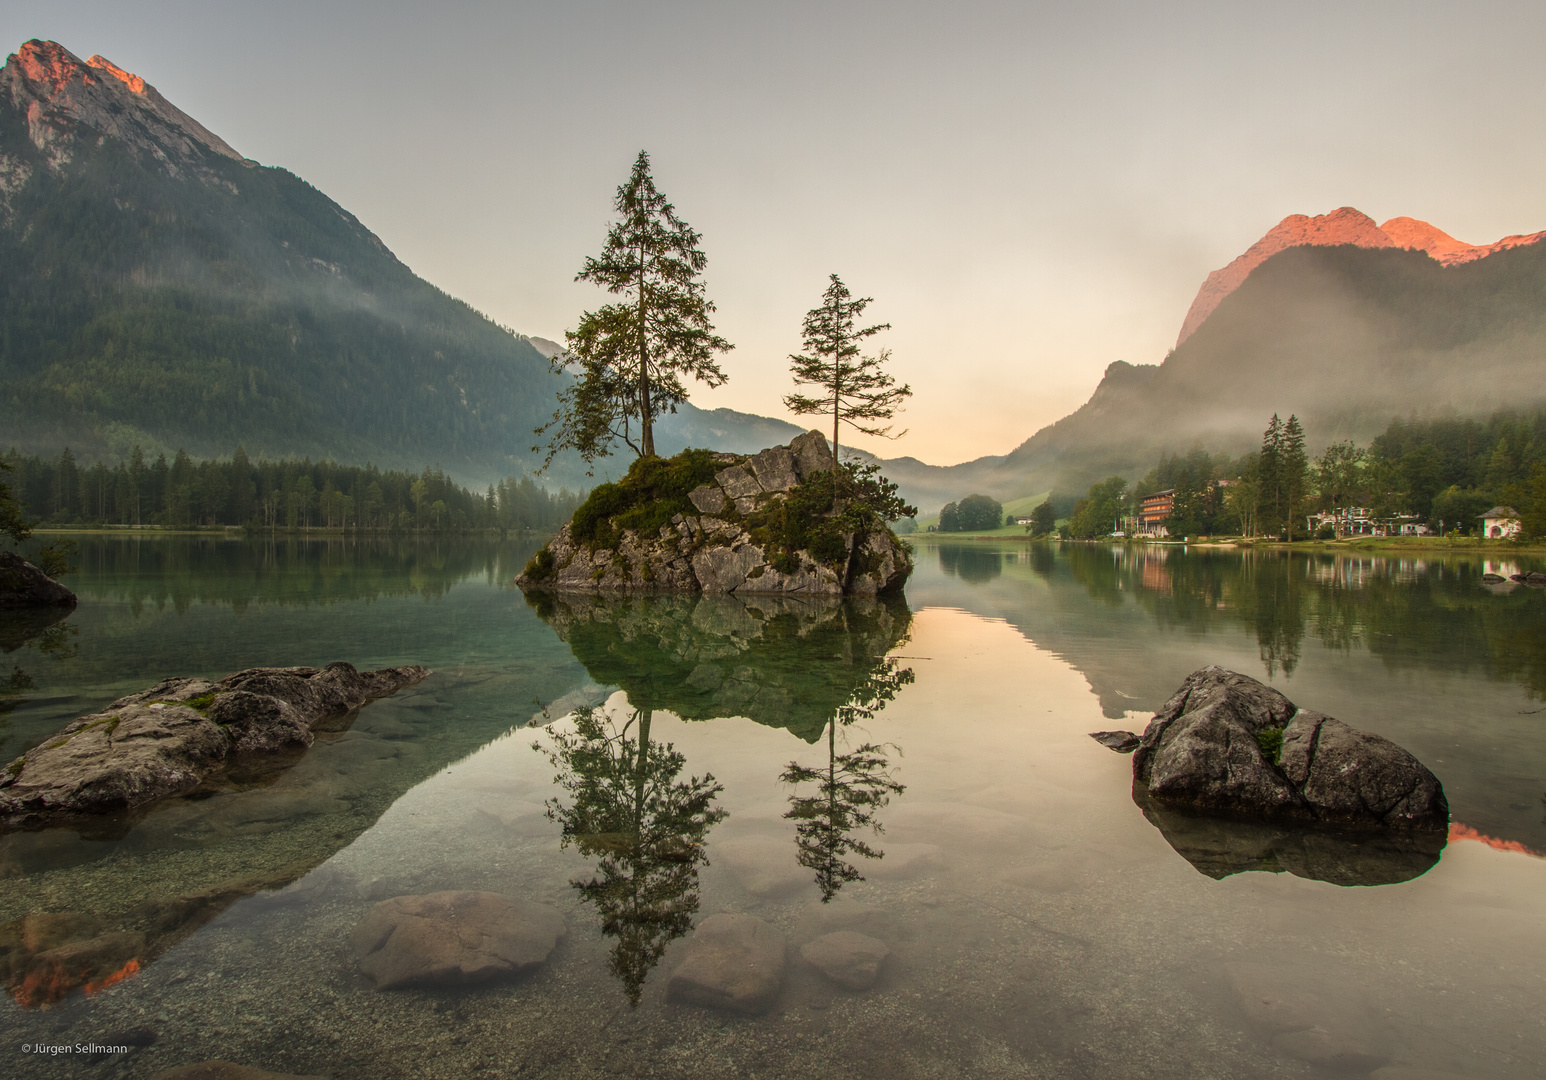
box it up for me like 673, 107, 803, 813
349, 891, 565, 989
1112, 667, 1448, 832
0, 662, 428, 829
0, 550, 76, 608
518, 432, 911, 597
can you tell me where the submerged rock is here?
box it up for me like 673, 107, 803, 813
1226, 961, 1391, 1072
349, 891, 565, 989
0, 550, 76, 609
1133, 667, 1448, 832
517, 431, 911, 597
667, 912, 786, 1014
0, 662, 429, 829
800, 930, 889, 990
1089, 730, 1140, 753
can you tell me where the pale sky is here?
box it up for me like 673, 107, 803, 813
7, 1, 1546, 464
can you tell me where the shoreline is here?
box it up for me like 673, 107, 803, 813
910, 533, 1546, 556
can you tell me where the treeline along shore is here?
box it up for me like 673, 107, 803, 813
3, 446, 585, 533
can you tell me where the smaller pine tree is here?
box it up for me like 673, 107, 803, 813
784, 275, 911, 472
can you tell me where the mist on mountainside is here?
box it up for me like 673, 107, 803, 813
888, 239, 1546, 515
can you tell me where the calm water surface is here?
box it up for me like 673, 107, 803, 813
2, 536, 1543, 1079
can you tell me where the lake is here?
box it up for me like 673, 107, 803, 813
2, 535, 1543, 1079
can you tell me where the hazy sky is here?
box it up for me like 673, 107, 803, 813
7, 1, 1546, 464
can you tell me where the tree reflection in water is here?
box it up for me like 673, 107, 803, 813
0, 614, 77, 753
534, 704, 727, 1006
781, 659, 912, 901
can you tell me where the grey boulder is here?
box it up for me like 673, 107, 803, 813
350, 891, 565, 989
667, 912, 786, 1014
1133, 667, 1447, 831
0, 662, 429, 828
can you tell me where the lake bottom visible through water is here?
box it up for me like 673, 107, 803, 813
1, 536, 1543, 1079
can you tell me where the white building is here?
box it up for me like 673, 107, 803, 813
1479, 506, 1521, 539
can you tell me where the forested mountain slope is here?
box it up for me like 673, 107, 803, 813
0, 41, 798, 488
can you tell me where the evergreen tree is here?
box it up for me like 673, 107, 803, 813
1282, 414, 1309, 539
0, 460, 32, 546
784, 274, 910, 471
539, 151, 732, 468
1258, 414, 1285, 537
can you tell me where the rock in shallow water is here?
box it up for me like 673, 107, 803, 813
1133, 666, 1448, 831
0, 662, 429, 829
800, 931, 889, 990
667, 913, 786, 1014
350, 891, 565, 989
1089, 730, 1140, 753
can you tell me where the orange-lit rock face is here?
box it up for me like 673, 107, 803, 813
1176, 208, 1546, 347
1175, 208, 1393, 347
13, 39, 95, 94
0, 38, 245, 177
86, 54, 147, 94
1380, 215, 1546, 267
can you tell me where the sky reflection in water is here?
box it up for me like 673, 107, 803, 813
0, 535, 1542, 1079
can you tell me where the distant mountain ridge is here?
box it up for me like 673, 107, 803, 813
1175, 207, 1546, 346
0, 41, 801, 488
882, 207, 1546, 511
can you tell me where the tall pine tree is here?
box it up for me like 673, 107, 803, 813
538, 151, 732, 468
1258, 414, 1285, 537
1282, 414, 1309, 540
784, 275, 911, 470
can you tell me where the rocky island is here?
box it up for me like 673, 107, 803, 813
517, 432, 912, 596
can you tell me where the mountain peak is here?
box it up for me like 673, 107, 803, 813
1379, 215, 1546, 268
1, 39, 245, 185
1175, 208, 1392, 347
1176, 207, 1546, 347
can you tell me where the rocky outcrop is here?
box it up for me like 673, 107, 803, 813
0, 550, 76, 608
519, 432, 911, 597
0, 662, 429, 829
350, 892, 566, 989
1126, 667, 1448, 832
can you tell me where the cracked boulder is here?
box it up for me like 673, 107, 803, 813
1132, 667, 1448, 832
